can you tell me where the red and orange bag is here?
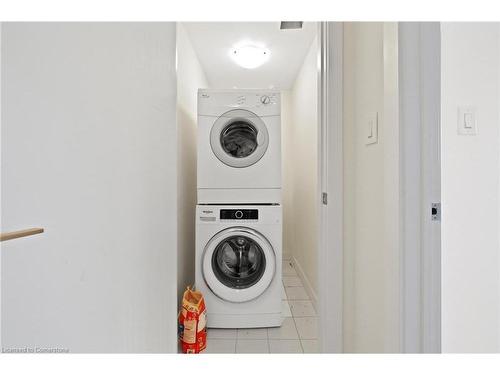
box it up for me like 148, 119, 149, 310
178, 287, 207, 353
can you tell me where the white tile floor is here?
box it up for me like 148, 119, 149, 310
204, 260, 319, 354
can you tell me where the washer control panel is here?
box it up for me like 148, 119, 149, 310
220, 209, 258, 220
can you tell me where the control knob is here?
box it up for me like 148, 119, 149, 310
260, 95, 271, 105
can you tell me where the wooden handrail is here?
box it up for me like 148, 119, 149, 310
0, 228, 44, 242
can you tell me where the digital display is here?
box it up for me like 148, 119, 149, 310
220, 209, 258, 220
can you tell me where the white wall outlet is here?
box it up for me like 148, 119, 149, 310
458, 106, 477, 135
366, 112, 378, 145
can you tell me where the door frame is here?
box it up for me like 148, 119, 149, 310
317, 22, 442, 353
398, 22, 442, 353
317, 21, 344, 353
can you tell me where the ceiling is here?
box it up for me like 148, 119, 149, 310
183, 22, 317, 90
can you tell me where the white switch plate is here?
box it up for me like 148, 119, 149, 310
458, 106, 477, 135
366, 112, 378, 145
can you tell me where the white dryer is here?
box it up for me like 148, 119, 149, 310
195, 204, 283, 328
197, 89, 281, 204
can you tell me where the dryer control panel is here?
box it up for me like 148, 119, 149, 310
231, 93, 278, 107
198, 89, 281, 117
220, 209, 258, 220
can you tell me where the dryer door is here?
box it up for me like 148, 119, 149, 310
210, 109, 269, 168
202, 227, 276, 303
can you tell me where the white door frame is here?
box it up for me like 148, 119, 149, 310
398, 22, 441, 353
317, 21, 344, 353
317, 22, 441, 353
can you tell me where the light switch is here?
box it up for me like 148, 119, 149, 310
366, 112, 378, 145
458, 106, 477, 135
463, 112, 473, 128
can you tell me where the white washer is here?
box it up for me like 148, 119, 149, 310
195, 204, 283, 328
197, 89, 281, 204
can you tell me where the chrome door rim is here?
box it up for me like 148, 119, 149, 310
202, 227, 276, 303
210, 109, 269, 168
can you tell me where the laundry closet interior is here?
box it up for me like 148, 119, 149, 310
176, 22, 320, 353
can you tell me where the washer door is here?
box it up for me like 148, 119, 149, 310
202, 227, 276, 303
210, 109, 269, 168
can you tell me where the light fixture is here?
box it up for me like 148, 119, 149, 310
229, 43, 270, 69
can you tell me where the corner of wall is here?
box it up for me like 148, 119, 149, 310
176, 23, 209, 309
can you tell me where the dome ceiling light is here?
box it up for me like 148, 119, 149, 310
229, 43, 270, 69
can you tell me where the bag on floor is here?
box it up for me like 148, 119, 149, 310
178, 286, 207, 353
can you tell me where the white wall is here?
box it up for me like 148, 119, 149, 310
441, 23, 500, 353
1, 23, 178, 353
176, 24, 208, 305
283, 36, 319, 304
343, 22, 400, 353
0, 22, 2, 349
281, 90, 293, 261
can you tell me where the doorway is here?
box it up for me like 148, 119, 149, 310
176, 21, 442, 354
319, 22, 442, 353
176, 22, 321, 353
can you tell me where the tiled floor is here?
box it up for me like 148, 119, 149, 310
204, 260, 319, 354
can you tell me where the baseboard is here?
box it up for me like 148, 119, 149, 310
291, 256, 318, 312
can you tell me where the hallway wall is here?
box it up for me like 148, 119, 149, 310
281, 90, 293, 262
441, 22, 500, 353
1, 23, 178, 352
283, 35, 319, 305
0, 23, 2, 349
343, 22, 400, 353
176, 23, 208, 306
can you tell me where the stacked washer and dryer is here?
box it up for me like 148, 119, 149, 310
196, 89, 283, 328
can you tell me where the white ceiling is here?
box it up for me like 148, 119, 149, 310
183, 22, 317, 90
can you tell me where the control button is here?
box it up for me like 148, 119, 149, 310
260, 95, 271, 105
235, 210, 243, 219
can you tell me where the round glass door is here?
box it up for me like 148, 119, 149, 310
202, 227, 276, 302
210, 109, 269, 168
220, 121, 258, 159
212, 234, 266, 289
